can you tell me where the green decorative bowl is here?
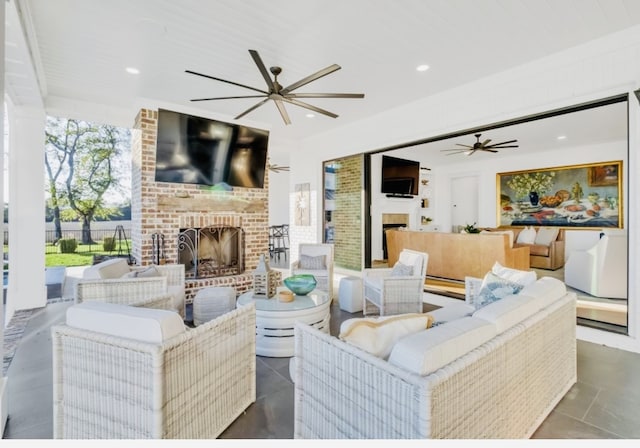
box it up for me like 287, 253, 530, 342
283, 274, 317, 296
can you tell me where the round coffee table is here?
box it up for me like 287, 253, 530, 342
237, 288, 331, 357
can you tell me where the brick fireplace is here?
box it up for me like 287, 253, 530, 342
131, 109, 279, 302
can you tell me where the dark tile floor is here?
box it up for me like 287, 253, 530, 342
3, 286, 640, 439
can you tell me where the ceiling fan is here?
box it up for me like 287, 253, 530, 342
441, 133, 519, 156
186, 49, 365, 125
268, 163, 290, 173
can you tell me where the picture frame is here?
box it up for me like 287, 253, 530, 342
497, 161, 623, 229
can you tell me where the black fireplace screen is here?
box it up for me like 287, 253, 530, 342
177, 226, 244, 279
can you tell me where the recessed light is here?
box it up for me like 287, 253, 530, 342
306, 113, 315, 118
416, 64, 430, 72
125, 67, 140, 75
557, 135, 567, 140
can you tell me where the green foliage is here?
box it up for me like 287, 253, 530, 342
464, 222, 481, 233
59, 238, 78, 253
103, 237, 116, 251
506, 172, 556, 200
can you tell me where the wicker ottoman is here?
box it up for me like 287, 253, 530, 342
193, 286, 237, 326
338, 276, 363, 313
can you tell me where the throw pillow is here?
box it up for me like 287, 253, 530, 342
516, 226, 537, 244
339, 313, 434, 359
390, 261, 413, 277
491, 261, 537, 286
470, 272, 524, 310
299, 254, 326, 270
122, 265, 161, 279
534, 227, 559, 246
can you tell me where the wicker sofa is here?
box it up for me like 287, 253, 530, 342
52, 302, 256, 439
76, 258, 186, 317
293, 276, 577, 439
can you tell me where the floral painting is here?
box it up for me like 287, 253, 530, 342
497, 161, 623, 228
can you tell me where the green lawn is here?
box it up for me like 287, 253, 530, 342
4, 240, 133, 268
45, 240, 132, 267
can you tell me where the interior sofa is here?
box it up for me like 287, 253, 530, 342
292, 275, 577, 439
485, 226, 565, 271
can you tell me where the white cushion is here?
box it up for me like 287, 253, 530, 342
518, 276, 567, 310
66, 301, 185, 343
491, 261, 537, 286
339, 313, 433, 359
472, 277, 568, 333
516, 226, 537, 244
428, 303, 475, 324
390, 261, 413, 277
83, 258, 131, 280
534, 227, 560, 246
398, 251, 425, 277
388, 317, 497, 376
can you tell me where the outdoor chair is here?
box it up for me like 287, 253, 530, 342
363, 249, 428, 316
291, 243, 334, 298
52, 301, 256, 439
75, 258, 186, 317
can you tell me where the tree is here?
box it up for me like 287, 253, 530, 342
45, 117, 131, 244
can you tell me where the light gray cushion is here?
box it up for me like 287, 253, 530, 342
469, 272, 524, 310
299, 254, 326, 270
124, 265, 161, 279
84, 258, 131, 280
390, 261, 413, 277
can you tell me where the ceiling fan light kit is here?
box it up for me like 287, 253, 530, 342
187, 49, 365, 125
441, 133, 519, 156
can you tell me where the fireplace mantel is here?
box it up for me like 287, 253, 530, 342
157, 195, 265, 213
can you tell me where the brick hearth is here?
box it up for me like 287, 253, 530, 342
131, 109, 279, 302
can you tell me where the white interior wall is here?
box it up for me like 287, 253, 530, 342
290, 26, 640, 353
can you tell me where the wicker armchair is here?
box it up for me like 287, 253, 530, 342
76, 260, 186, 317
291, 243, 334, 298
363, 249, 428, 316
52, 302, 256, 439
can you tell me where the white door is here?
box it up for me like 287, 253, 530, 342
451, 175, 479, 232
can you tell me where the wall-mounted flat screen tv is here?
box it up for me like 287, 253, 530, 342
381, 155, 420, 197
154, 109, 269, 188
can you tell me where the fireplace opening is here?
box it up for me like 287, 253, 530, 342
177, 226, 244, 279
382, 224, 406, 260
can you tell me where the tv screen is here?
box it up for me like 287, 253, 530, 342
154, 109, 269, 188
381, 155, 420, 196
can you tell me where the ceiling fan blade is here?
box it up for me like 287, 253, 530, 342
234, 98, 270, 120
248, 49, 276, 91
281, 97, 338, 118
185, 70, 268, 94
482, 139, 491, 146
190, 95, 267, 102
281, 64, 341, 94
444, 150, 469, 155
455, 143, 474, 148
490, 145, 519, 149
466, 150, 476, 156
485, 139, 518, 148
287, 93, 365, 99
273, 99, 292, 125
481, 149, 499, 153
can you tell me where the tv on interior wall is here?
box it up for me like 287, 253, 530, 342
154, 109, 269, 188
381, 155, 420, 197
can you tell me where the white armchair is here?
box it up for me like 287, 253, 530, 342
291, 243, 334, 298
363, 249, 428, 316
76, 258, 186, 317
564, 230, 627, 299
52, 301, 256, 439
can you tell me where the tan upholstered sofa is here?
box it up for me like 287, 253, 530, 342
509, 227, 565, 270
